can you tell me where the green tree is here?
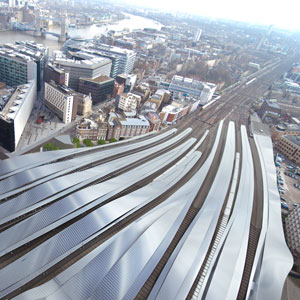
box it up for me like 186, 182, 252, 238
72, 137, 81, 148
97, 139, 106, 145
44, 142, 54, 151
109, 138, 117, 143
83, 138, 94, 147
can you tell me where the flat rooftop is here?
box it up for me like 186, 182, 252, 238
54, 55, 111, 69
80, 75, 113, 84
266, 99, 281, 110
0, 47, 33, 64
170, 75, 216, 92
285, 135, 300, 148
47, 63, 66, 74
120, 116, 150, 127
2, 42, 47, 60
0, 81, 35, 121
92, 43, 135, 56
46, 82, 74, 95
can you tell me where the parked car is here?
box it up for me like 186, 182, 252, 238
280, 197, 287, 202
281, 202, 289, 210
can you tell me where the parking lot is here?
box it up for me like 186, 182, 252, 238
276, 159, 300, 211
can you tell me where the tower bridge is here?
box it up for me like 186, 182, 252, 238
12, 15, 70, 42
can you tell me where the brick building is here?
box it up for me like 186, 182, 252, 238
76, 119, 99, 141
107, 112, 150, 140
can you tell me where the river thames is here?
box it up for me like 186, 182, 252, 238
0, 13, 162, 52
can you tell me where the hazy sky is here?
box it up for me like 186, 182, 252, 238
129, 0, 300, 30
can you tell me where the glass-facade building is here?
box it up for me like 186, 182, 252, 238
0, 54, 36, 87
78, 75, 114, 103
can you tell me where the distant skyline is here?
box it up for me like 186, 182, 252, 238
121, 0, 300, 31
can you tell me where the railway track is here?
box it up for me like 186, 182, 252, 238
0, 57, 294, 300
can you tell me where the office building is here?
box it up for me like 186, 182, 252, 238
45, 63, 69, 86
271, 124, 300, 141
114, 38, 136, 50
282, 81, 300, 95
89, 43, 136, 77
198, 83, 217, 105
73, 48, 120, 79
258, 99, 281, 120
52, 55, 112, 91
169, 75, 216, 104
275, 135, 300, 164
0, 46, 37, 88
44, 82, 78, 124
194, 29, 202, 42
1, 41, 49, 91
78, 75, 114, 103
16, 41, 49, 91
0, 80, 36, 152
118, 93, 141, 111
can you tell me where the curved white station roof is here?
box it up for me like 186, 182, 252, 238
0, 122, 292, 300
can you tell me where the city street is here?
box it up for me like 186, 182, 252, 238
12, 95, 114, 157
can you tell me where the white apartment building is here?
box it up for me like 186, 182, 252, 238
44, 82, 75, 124
118, 93, 141, 111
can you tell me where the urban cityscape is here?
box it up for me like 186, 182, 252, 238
0, 0, 300, 299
